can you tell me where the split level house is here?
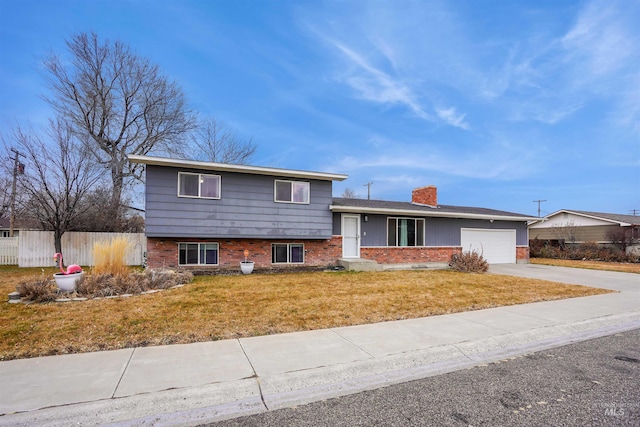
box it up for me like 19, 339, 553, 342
129, 155, 537, 271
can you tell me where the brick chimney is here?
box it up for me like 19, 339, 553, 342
412, 185, 437, 206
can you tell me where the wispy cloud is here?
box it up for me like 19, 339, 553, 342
302, 6, 472, 130
328, 38, 432, 121
435, 107, 470, 130
562, 1, 635, 77
332, 139, 535, 182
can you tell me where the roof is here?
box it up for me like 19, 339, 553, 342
534, 210, 640, 226
0, 217, 39, 230
128, 155, 348, 182
330, 198, 538, 221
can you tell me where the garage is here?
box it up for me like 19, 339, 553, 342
460, 228, 516, 264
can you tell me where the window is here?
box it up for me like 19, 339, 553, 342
179, 243, 219, 266
178, 172, 220, 199
387, 218, 425, 247
272, 243, 304, 264
274, 180, 309, 204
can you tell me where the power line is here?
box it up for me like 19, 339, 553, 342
533, 199, 547, 218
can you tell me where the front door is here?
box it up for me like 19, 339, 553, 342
342, 214, 360, 258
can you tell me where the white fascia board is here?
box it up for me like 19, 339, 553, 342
128, 155, 348, 181
544, 210, 630, 226
329, 205, 538, 222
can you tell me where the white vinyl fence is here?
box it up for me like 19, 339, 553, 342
16, 231, 146, 267
0, 237, 18, 265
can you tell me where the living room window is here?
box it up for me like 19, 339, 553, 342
272, 243, 305, 264
274, 180, 309, 204
178, 172, 220, 199
387, 218, 425, 247
179, 242, 219, 266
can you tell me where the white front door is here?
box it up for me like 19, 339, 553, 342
342, 215, 360, 258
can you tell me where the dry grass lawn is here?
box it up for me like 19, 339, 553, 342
531, 258, 640, 274
0, 266, 612, 361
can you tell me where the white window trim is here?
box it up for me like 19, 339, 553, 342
178, 172, 221, 199
387, 217, 426, 247
274, 179, 310, 204
272, 243, 305, 264
178, 242, 220, 266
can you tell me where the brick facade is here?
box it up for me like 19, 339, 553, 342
411, 185, 437, 206
147, 236, 529, 271
516, 246, 530, 263
361, 246, 461, 264
146, 236, 342, 271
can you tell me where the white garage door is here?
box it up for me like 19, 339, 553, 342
460, 228, 516, 264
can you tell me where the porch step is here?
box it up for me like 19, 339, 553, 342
337, 258, 383, 272
381, 262, 450, 271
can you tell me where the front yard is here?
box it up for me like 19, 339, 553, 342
530, 258, 640, 274
0, 266, 611, 361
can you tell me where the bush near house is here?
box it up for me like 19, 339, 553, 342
449, 250, 489, 273
530, 239, 640, 263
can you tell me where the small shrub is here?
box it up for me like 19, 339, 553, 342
16, 276, 58, 302
449, 250, 489, 273
146, 269, 194, 289
92, 237, 130, 277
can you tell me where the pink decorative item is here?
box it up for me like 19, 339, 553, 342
53, 252, 83, 275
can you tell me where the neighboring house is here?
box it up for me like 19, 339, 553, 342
0, 217, 36, 238
129, 155, 536, 270
529, 210, 640, 247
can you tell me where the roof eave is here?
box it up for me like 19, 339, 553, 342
329, 205, 537, 222
545, 209, 632, 226
128, 155, 348, 181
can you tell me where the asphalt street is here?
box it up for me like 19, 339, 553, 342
206, 328, 640, 427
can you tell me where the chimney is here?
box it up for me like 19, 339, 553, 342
412, 185, 437, 206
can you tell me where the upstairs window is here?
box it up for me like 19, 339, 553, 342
274, 180, 309, 204
178, 172, 220, 199
387, 218, 425, 247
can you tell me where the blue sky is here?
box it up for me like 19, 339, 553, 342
1, 0, 638, 217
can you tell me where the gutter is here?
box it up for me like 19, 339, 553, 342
128, 155, 348, 182
329, 205, 539, 222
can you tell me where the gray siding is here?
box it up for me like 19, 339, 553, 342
529, 224, 619, 243
333, 213, 528, 246
146, 165, 334, 238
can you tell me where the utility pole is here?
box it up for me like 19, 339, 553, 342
533, 199, 547, 218
9, 148, 25, 238
363, 181, 373, 200
630, 209, 639, 216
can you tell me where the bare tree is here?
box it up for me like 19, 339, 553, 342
9, 120, 102, 253
552, 221, 579, 248
606, 227, 636, 252
341, 188, 358, 198
188, 117, 256, 164
42, 32, 195, 226
72, 186, 145, 233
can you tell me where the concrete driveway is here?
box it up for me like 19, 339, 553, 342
489, 263, 639, 293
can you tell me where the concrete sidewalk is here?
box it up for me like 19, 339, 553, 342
1, 265, 638, 426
